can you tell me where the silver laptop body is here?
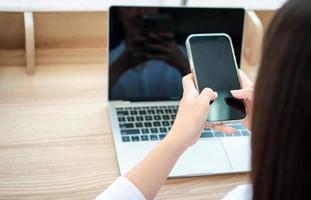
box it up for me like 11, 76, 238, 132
107, 6, 251, 177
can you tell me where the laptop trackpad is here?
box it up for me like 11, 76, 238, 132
221, 137, 251, 172
170, 139, 232, 176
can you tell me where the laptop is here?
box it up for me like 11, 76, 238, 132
108, 6, 251, 177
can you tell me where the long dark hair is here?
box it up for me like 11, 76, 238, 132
251, 1, 311, 200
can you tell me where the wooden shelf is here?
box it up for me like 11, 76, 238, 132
0, 6, 275, 76
0, 11, 108, 73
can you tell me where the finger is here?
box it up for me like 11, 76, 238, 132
158, 32, 174, 41
231, 87, 253, 101
148, 33, 167, 45
133, 52, 148, 61
146, 54, 168, 61
206, 123, 235, 134
131, 36, 147, 44
182, 74, 199, 97
146, 43, 168, 54
238, 69, 253, 88
198, 88, 218, 103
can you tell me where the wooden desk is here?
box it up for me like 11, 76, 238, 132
0, 48, 249, 199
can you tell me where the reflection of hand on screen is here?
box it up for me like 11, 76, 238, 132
145, 33, 190, 75
109, 36, 149, 88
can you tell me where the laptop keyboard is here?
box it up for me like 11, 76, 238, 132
116, 106, 250, 142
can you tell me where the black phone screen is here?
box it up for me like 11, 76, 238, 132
188, 35, 246, 122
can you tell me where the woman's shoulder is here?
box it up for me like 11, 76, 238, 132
96, 177, 145, 200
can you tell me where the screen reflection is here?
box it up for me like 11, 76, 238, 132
109, 8, 189, 100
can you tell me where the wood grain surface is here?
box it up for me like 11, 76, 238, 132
0, 48, 249, 199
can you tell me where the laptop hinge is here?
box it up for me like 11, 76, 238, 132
109, 100, 131, 104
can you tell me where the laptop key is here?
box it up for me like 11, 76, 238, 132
171, 114, 176, 120
156, 110, 163, 114
162, 115, 170, 120
117, 111, 129, 116
151, 128, 158, 133
141, 128, 149, 134
131, 136, 140, 142
148, 110, 155, 114
127, 116, 135, 122
144, 122, 152, 127
135, 122, 143, 128
159, 134, 166, 140
139, 110, 146, 115
150, 135, 158, 141
154, 115, 161, 120
214, 132, 224, 137
122, 136, 130, 142
136, 116, 144, 121
241, 131, 250, 136
118, 117, 126, 122
120, 129, 140, 135
201, 131, 214, 138
119, 123, 134, 129
234, 131, 241, 136
159, 127, 167, 133
229, 123, 244, 129
130, 110, 138, 115
153, 122, 161, 127
145, 116, 152, 121
162, 121, 170, 126
165, 109, 172, 114
141, 135, 149, 141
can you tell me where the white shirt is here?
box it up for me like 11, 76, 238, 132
96, 177, 252, 200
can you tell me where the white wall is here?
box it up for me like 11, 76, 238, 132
0, 0, 183, 12
186, 0, 288, 10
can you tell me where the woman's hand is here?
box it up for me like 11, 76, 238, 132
231, 69, 254, 130
124, 72, 252, 200
125, 74, 217, 199
170, 73, 218, 148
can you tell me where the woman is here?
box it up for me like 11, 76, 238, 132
97, 0, 311, 199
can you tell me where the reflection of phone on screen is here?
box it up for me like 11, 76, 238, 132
185, 33, 246, 124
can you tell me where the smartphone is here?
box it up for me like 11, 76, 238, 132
185, 33, 246, 124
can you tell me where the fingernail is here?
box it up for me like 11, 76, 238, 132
231, 90, 238, 94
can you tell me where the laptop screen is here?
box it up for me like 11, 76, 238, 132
109, 6, 245, 101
